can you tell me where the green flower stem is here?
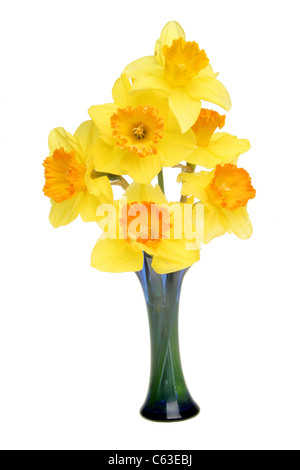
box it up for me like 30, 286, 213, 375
187, 162, 196, 172
173, 164, 194, 173
111, 176, 129, 190
91, 170, 129, 190
158, 169, 165, 194
180, 162, 196, 203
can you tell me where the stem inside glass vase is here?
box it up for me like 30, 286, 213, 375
136, 254, 200, 422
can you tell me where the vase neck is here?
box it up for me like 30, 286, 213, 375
136, 254, 188, 311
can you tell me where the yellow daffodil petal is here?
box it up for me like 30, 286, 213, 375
131, 74, 171, 96
86, 175, 113, 202
154, 21, 186, 66
125, 182, 166, 204
178, 171, 213, 202
168, 88, 201, 133
186, 76, 231, 111
201, 204, 253, 244
91, 138, 124, 175
91, 238, 144, 273
131, 90, 171, 122
49, 192, 84, 228
208, 132, 251, 161
196, 64, 219, 79
124, 56, 163, 79
186, 132, 250, 169
121, 152, 162, 184
79, 193, 102, 223
159, 128, 196, 166
112, 74, 132, 107
48, 127, 84, 163
202, 205, 226, 244
219, 207, 253, 240
151, 239, 200, 274
48, 127, 73, 153
186, 147, 217, 168
73, 120, 100, 160
88, 104, 119, 139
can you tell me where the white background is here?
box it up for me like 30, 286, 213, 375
1, 0, 299, 451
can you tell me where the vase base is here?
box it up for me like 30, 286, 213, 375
140, 403, 200, 422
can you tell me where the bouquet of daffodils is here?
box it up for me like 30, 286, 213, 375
43, 21, 256, 275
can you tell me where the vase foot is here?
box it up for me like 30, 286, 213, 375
140, 402, 200, 422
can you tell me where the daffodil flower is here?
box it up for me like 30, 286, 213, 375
123, 21, 231, 133
187, 108, 251, 169
88, 74, 196, 185
43, 121, 113, 227
178, 164, 256, 243
91, 183, 200, 274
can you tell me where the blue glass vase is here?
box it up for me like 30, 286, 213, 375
136, 254, 200, 422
